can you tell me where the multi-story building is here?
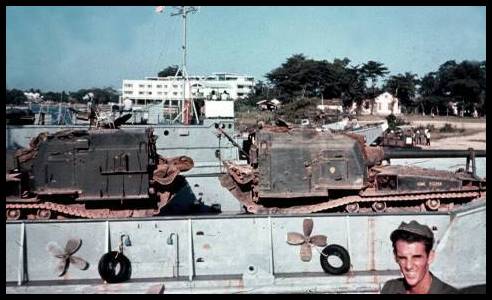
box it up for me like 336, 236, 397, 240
121, 72, 255, 105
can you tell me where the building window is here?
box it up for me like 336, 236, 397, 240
157, 85, 162, 88
124, 84, 133, 88
157, 92, 162, 95
164, 92, 168, 95
147, 85, 152, 88
173, 92, 178, 95
139, 91, 144, 95
237, 85, 244, 89
164, 85, 168, 88
139, 84, 144, 88
173, 85, 178, 88
148, 92, 152, 95
124, 91, 133, 95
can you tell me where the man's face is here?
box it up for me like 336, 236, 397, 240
394, 240, 434, 288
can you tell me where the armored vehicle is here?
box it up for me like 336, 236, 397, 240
219, 123, 486, 214
379, 125, 417, 148
6, 128, 194, 220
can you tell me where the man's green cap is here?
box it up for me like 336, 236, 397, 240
390, 220, 434, 240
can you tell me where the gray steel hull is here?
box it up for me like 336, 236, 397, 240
6, 200, 485, 293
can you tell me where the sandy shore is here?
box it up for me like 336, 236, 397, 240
402, 118, 486, 150
422, 130, 486, 150
408, 119, 486, 130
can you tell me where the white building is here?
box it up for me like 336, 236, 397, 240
359, 92, 401, 116
24, 92, 43, 102
121, 72, 255, 105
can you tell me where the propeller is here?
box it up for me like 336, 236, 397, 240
286, 219, 328, 262
46, 238, 89, 276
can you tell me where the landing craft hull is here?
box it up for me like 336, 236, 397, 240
5, 200, 485, 293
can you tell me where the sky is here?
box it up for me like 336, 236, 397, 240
6, 6, 486, 92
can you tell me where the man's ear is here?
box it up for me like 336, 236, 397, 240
428, 250, 435, 264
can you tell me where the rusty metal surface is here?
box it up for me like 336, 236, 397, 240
6, 128, 195, 220
220, 125, 486, 215
376, 165, 470, 178
221, 165, 485, 214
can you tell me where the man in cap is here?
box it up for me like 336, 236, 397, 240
381, 220, 458, 294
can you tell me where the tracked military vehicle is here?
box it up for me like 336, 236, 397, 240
6, 128, 194, 220
219, 122, 486, 214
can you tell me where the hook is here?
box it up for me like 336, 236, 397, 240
167, 233, 176, 245
120, 234, 132, 247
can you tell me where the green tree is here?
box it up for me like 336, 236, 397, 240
443, 60, 485, 114
416, 72, 448, 115
68, 87, 119, 104
265, 54, 367, 107
241, 80, 268, 106
360, 61, 389, 114
418, 60, 486, 116
6, 89, 28, 105
266, 54, 313, 101
383, 72, 420, 111
338, 65, 367, 113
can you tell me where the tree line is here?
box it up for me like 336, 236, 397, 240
246, 54, 486, 116
6, 87, 120, 106
7, 55, 485, 117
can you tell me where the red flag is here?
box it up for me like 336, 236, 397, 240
155, 6, 165, 13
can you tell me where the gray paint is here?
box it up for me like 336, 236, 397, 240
6, 201, 485, 293
5, 120, 239, 165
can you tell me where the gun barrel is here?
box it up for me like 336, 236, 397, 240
383, 148, 486, 159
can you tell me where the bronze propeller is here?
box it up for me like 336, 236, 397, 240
47, 238, 89, 276
287, 219, 327, 262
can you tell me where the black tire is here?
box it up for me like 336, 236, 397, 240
98, 251, 132, 283
320, 244, 351, 275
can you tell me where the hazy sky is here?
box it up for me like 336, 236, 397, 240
6, 6, 486, 92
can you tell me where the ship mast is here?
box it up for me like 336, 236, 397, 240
170, 6, 199, 124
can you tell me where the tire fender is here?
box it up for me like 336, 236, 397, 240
319, 244, 351, 275
98, 251, 132, 283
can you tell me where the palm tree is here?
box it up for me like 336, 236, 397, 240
361, 61, 389, 115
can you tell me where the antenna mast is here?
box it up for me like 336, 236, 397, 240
170, 6, 199, 124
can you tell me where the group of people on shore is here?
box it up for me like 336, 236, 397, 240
414, 128, 431, 146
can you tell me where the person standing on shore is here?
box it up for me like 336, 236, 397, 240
425, 129, 431, 146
